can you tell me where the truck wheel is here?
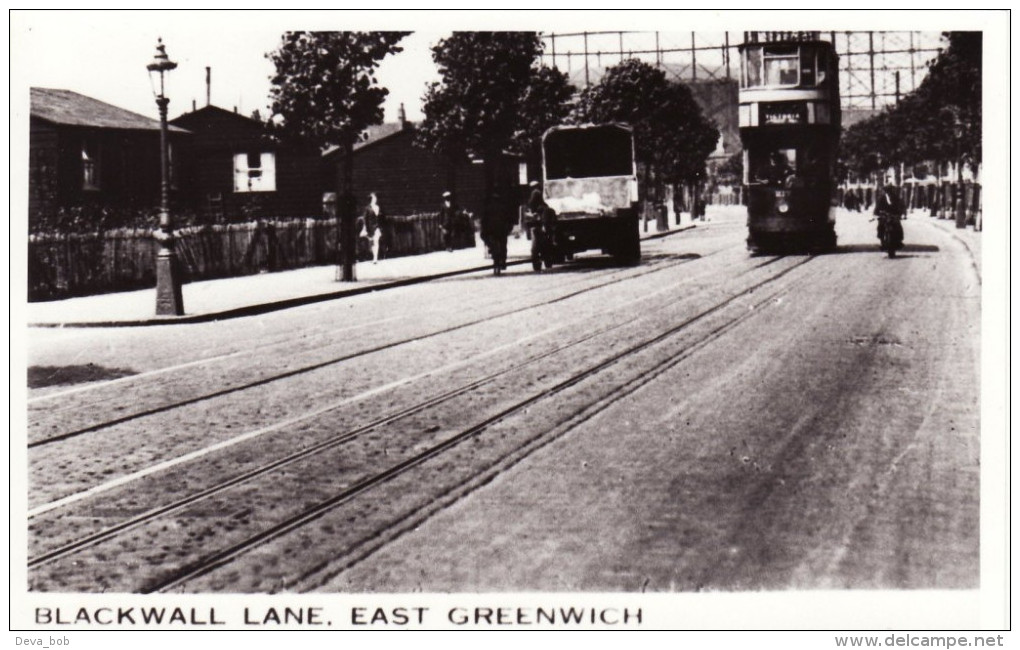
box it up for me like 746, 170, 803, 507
616, 214, 641, 265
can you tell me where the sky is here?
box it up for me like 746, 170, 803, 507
12, 9, 997, 129
14, 12, 444, 124
13, 10, 709, 127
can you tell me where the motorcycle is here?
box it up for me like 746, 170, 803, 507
876, 211, 905, 258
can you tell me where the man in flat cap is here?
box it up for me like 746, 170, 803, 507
439, 191, 459, 252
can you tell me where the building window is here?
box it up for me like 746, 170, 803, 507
233, 151, 276, 192
82, 139, 99, 190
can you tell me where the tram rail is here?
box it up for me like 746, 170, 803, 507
28, 250, 724, 449
29, 254, 814, 592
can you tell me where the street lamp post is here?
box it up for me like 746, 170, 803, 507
148, 38, 184, 315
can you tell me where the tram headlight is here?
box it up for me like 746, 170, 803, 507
777, 199, 789, 213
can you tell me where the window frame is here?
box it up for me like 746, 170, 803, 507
763, 44, 801, 88
81, 138, 100, 191
233, 151, 277, 193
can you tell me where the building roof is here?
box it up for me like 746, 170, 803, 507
30, 87, 188, 132
171, 104, 260, 128
323, 122, 411, 157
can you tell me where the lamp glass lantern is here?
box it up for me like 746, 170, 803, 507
147, 38, 177, 99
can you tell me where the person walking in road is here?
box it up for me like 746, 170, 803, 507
482, 191, 513, 275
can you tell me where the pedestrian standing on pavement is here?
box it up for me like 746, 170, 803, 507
439, 191, 458, 252
363, 192, 385, 264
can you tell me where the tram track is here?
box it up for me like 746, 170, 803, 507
294, 266, 794, 591
26, 257, 616, 407
28, 238, 740, 414
28, 253, 813, 592
28, 249, 733, 449
152, 256, 813, 593
28, 310, 639, 564
27, 246, 762, 533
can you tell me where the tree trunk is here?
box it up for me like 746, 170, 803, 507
339, 134, 356, 282
445, 152, 458, 198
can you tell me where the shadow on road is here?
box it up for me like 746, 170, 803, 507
441, 252, 703, 281
832, 243, 941, 255
530, 252, 703, 275
28, 363, 137, 388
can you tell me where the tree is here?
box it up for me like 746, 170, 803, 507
267, 31, 408, 281
511, 65, 576, 164
417, 32, 547, 202
718, 149, 743, 183
573, 59, 718, 202
839, 32, 981, 181
911, 31, 981, 166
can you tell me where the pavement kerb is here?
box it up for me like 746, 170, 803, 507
29, 224, 697, 328
910, 212, 981, 283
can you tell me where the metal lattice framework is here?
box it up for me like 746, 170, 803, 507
540, 31, 944, 110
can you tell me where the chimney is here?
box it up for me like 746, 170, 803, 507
206, 67, 211, 107
398, 103, 408, 129
192, 99, 196, 111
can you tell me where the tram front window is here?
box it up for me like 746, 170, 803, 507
745, 47, 762, 87
816, 49, 828, 84
751, 149, 796, 186
800, 49, 816, 85
764, 45, 799, 86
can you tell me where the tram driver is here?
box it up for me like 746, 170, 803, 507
763, 151, 794, 187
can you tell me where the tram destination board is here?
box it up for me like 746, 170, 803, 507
760, 102, 807, 125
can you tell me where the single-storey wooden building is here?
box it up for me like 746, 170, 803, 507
322, 117, 523, 218
170, 105, 323, 222
29, 87, 189, 227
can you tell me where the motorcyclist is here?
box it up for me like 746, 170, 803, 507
874, 183, 905, 249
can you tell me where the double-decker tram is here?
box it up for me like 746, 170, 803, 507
738, 32, 841, 252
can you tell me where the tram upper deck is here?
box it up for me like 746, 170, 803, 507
737, 37, 841, 130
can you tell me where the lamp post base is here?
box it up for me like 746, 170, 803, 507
155, 252, 185, 316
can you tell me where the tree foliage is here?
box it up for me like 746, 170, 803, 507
266, 31, 407, 282
511, 65, 576, 157
267, 31, 409, 148
572, 59, 719, 184
417, 32, 572, 162
840, 32, 981, 179
718, 149, 743, 181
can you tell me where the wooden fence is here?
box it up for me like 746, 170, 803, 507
28, 212, 475, 301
